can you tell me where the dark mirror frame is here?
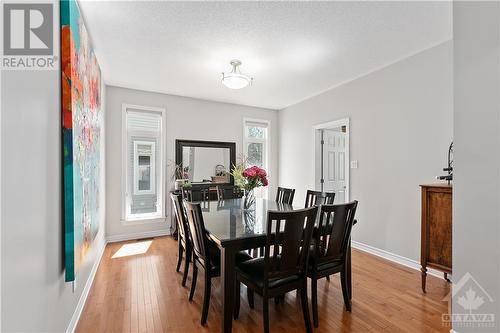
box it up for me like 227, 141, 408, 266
175, 139, 236, 185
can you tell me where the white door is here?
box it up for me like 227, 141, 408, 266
322, 129, 346, 203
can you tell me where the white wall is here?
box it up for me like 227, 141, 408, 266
105, 86, 278, 240
191, 147, 229, 181
278, 41, 453, 261
453, 2, 500, 331
0, 2, 106, 330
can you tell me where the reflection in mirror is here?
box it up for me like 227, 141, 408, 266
182, 146, 230, 183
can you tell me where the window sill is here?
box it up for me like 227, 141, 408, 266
121, 216, 168, 225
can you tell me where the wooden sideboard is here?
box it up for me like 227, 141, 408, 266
420, 184, 452, 292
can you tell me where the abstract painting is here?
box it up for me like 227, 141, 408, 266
61, 0, 102, 282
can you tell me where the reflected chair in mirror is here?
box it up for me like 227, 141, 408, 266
216, 186, 224, 201
304, 190, 335, 208
275, 186, 295, 205
308, 201, 358, 327
170, 193, 192, 287
233, 186, 244, 198
183, 201, 252, 325
233, 206, 318, 333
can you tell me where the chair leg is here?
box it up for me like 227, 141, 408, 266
311, 277, 319, 327
273, 294, 285, 304
176, 242, 183, 272
247, 288, 254, 309
326, 275, 330, 282
300, 283, 313, 333
181, 247, 191, 287
189, 264, 198, 301
201, 272, 211, 325
341, 269, 352, 311
347, 243, 352, 299
347, 266, 352, 300
263, 297, 269, 333
234, 281, 241, 319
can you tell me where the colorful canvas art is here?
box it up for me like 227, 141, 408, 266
61, 0, 102, 282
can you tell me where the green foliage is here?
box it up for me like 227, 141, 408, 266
231, 162, 248, 190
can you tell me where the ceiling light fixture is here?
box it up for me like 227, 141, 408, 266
221, 60, 253, 89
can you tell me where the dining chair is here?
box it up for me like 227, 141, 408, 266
233, 206, 318, 333
308, 201, 358, 327
183, 201, 252, 325
181, 187, 192, 201
170, 193, 192, 287
190, 187, 209, 202
275, 186, 295, 205
304, 190, 335, 208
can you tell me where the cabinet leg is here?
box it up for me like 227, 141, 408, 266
421, 267, 427, 293
444, 272, 451, 283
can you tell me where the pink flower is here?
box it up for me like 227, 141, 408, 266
243, 167, 257, 177
256, 167, 267, 177
262, 177, 269, 186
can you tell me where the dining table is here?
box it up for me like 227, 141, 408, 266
201, 198, 297, 333
201, 197, 353, 333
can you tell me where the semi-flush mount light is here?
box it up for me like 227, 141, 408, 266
221, 60, 253, 89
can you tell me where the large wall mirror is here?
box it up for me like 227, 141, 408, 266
175, 140, 236, 185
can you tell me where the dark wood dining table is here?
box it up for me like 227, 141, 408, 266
201, 198, 298, 333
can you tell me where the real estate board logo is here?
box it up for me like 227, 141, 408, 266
442, 272, 496, 329
2, 2, 57, 69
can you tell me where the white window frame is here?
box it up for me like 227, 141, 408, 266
122, 104, 167, 223
133, 140, 156, 195
243, 118, 270, 199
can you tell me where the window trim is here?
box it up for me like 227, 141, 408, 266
122, 104, 167, 222
243, 117, 270, 199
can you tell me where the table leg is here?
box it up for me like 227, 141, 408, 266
221, 246, 236, 333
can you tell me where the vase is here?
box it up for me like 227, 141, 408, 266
243, 189, 256, 210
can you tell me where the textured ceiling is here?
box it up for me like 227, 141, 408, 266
79, 1, 452, 110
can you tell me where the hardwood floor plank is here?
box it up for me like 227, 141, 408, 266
76, 236, 450, 333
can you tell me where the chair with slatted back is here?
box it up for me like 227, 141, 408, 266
304, 190, 336, 208
308, 201, 358, 327
234, 206, 318, 333
183, 201, 252, 325
170, 193, 192, 287
275, 187, 295, 205
181, 187, 192, 201
190, 187, 209, 202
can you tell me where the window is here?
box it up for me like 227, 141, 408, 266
243, 119, 269, 198
134, 141, 155, 194
123, 105, 165, 221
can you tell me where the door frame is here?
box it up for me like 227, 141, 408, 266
312, 118, 350, 202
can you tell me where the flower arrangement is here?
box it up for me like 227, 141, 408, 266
232, 162, 268, 209
232, 165, 269, 191
168, 160, 190, 190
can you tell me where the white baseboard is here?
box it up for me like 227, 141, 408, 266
106, 229, 171, 243
351, 240, 445, 280
66, 238, 107, 333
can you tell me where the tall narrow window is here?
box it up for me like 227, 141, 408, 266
124, 106, 165, 221
243, 119, 269, 198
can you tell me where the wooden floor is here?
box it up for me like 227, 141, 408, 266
76, 236, 450, 333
